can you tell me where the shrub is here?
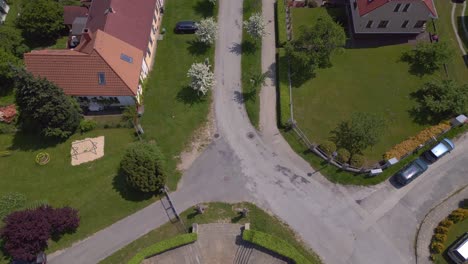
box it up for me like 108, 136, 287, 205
242, 230, 313, 264
434, 226, 448, 235
430, 241, 444, 254
307, 0, 318, 7
336, 148, 350, 163
127, 233, 197, 264
433, 233, 447, 243
439, 219, 454, 228
79, 119, 97, 133
45, 206, 80, 236
0, 123, 16, 134
120, 141, 167, 193
318, 140, 336, 156
448, 209, 467, 223
350, 154, 365, 168
384, 121, 450, 160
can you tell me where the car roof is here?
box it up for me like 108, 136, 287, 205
177, 21, 195, 25
456, 236, 468, 260
431, 139, 454, 157
400, 159, 426, 180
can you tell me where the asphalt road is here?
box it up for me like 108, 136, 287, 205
48, 0, 468, 263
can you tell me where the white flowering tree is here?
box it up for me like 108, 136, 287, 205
243, 13, 267, 40
187, 59, 215, 96
195, 17, 218, 45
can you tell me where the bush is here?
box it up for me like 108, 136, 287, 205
384, 121, 450, 160
430, 241, 444, 254
276, 0, 287, 47
350, 154, 365, 168
79, 119, 97, 133
45, 206, 80, 237
318, 140, 336, 156
432, 233, 447, 243
448, 209, 467, 223
434, 226, 449, 235
336, 148, 350, 163
307, 0, 318, 7
242, 230, 313, 264
0, 123, 16, 134
127, 233, 197, 264
439, 219, 454, 228
120, 141, 167, 193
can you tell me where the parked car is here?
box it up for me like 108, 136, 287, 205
394, 158, 428, 186
423, 138, 455, 163
174, 21, 197, 34
447, 232, 468, 264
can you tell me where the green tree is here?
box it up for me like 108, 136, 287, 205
403, 42, 453, 75
331, 113, 386, 155
414, 80, 468, 120
16, 0, 64, 41
120, 142, 167, 193
14, 68, 82, 139
285, 15, 345, 86
0, 27, 29, 58
0, 49, 21, 95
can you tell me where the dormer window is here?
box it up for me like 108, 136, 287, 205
98, 72, 106, 85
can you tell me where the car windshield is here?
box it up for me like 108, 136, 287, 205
431, 141, 450, 157
401, 164, 421, 179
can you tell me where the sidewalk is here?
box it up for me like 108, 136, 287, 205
415, 185, 468, 264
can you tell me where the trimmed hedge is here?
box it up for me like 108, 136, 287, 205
318, 140, 336, 157
276, 0, 287, 47
242, 230, 313, 264
127, 233, 197, 264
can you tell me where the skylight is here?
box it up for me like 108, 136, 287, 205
120, 53, 133, 63
98, 72, 106, 85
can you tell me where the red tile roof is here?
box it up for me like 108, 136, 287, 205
63, 6, 88, 25
86, 0, 157, 52
24, 30, 143, 97
356, 0, 437, 17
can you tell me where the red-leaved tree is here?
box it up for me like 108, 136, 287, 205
1, 206, 79, 261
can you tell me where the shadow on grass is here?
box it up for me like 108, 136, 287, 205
193, 0, 214, 17
8, 132, 62, 151
186, 40, 210, 56
176, 86, 206, 105
400, 52, 438, 77
112, 169, 154, 202
231, 213, 244, 223
233, 89, 256, 105
229, 40, 257, 55
407, 90, 445, 125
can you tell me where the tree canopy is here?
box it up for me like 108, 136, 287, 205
187, 59, 215, 96
413, 79, 468, 121
16, 0, 64, 41
285, 14, 345, 86
120, 141, 167, 193
0, 49, 21, 95
331, 113, 386, 155
0, 26, 29, 58
244, 13, 267, 40
195, 17, 218, 45
403, 41, 453, 75
14, 68, 82, 139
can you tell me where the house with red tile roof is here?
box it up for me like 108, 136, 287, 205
24, 0, 164, 111
350, 0, 437, 34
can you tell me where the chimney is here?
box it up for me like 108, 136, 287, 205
82, 28, 92, 42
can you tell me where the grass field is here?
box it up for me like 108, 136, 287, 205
99, 202, 321, 264
141, 0, 217, 189
434, 219, 468, 264
241, 0, 263, 128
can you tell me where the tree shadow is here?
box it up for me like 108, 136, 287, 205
193, 0, 214, 18
459, 199, 468, 209
186, 40, 210, 56
231, 213, 244, 223
8, 132, 62, 151
400, 52, 435, 77
112, 169, 154, 202
187, 210, 199, 220
407, 90, 444, 125
233, 89, 256, 105
176, 86, 206, 105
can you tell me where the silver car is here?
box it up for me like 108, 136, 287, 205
424, 138, 455, 163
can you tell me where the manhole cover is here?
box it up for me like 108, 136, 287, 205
214, 133, 220, 138
247, 132, 255, 139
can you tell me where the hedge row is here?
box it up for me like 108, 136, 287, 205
242, 230, 313, 264
430, 208, 468, 255
276, 0, 287, 47
127, 233, 197, 264
384, 121, 451, 160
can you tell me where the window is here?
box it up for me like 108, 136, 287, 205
401, 20, 409, 28
366, 20, 373, 28
120, 53, 133, 63
151, 26, 156, 35
147, 47, 152, 58
149, 37, 154, 46
377, 20, 389, 28
98, 72, 106, 85
402, 3, 410, 12
393, 3, 401, 12
414, 20, 426, 28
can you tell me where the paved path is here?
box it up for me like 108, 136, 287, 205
415, 185, 468, 264
451, 2, 467, 55
48, 0, 468, 263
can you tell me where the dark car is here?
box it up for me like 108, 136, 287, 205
423, 138, 455, 163
447, 232, 468, 264
174, 21, 197, 34
395, 158, 428, 186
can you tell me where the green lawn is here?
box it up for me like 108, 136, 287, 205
100, 202, 321, 264
48, 36, 69, 49
241, 0, 262, 128
434, 219, 468, 264
141, 0, 217, 189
